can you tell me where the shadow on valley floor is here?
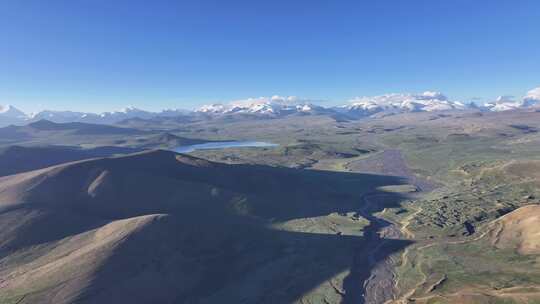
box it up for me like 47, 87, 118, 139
0, 151, 414, 304
73, 216, 413, 304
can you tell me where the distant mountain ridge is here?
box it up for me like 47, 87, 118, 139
0, 105, 28, 126
333, 91, 468, 118
2, 87, 539, 126
0, 119, 146, 143
197, 96, 332, 116
29, 106, 188, 124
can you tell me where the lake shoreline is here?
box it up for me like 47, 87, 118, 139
174, 141, 277, 153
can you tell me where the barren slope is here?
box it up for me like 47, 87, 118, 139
490, 205, 540, 255
0, 150, 403, 303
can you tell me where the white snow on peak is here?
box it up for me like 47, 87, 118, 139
197, 96, 317, 115
483, 87, 540, 111
116, 106, 148, 114
296, 104, 314, 112
0, 104, 27, 118
0, 104, 28, 126
29, 107, 154, 124
524, 87, 540, 106
483, 96, 523, 112
344, 91, 465, 115
101, 106, 150, 116
0, 104, 11, 114
3, 86, 540, 127
198, 104, 227, 114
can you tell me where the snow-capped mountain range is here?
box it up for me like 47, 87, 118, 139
0, 104, 27, 119
197, 96, 330, 116
335, 91, 467, 117
482, 87, 540, 112
0, 106, 190, 127
1, 87, 539, 127
28, 107, 175, 124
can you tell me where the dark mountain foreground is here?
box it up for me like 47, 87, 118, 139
0, 150, 407, 304
0, 145, 142, 177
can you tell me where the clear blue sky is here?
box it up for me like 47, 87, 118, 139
1, 0, 539, 113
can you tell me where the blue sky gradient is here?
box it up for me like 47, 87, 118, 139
1, 0, 539, 113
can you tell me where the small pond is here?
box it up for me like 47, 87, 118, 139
174, 141, 277, 153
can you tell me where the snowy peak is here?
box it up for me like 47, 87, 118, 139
196, 96, 323, 116
104, 106, 151, 116
0, 104, 28, 126
157, 108, 191, 117
483, 87, 540, 112
524, 87, 540, 106
339, 91, 466, 117
30, 107, 164, 124
483, 96, 523, 112
0, 105, 26, 118
28, 107, 188, 124
98, 107, 154, 121
2, 86, 540, 127
196, 92, 470, 120
30, 110, 99, 123
198, 104, 227, 114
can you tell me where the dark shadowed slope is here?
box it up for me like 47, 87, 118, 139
0, 145, 142, 177
0, 120, 146, 144
0, 150, 411, 303
26, 120, 145, 135
0, 120, 220, 151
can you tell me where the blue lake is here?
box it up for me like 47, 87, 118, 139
174, 141, 278, 153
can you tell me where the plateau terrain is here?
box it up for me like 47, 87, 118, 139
1, 108, 540, 303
